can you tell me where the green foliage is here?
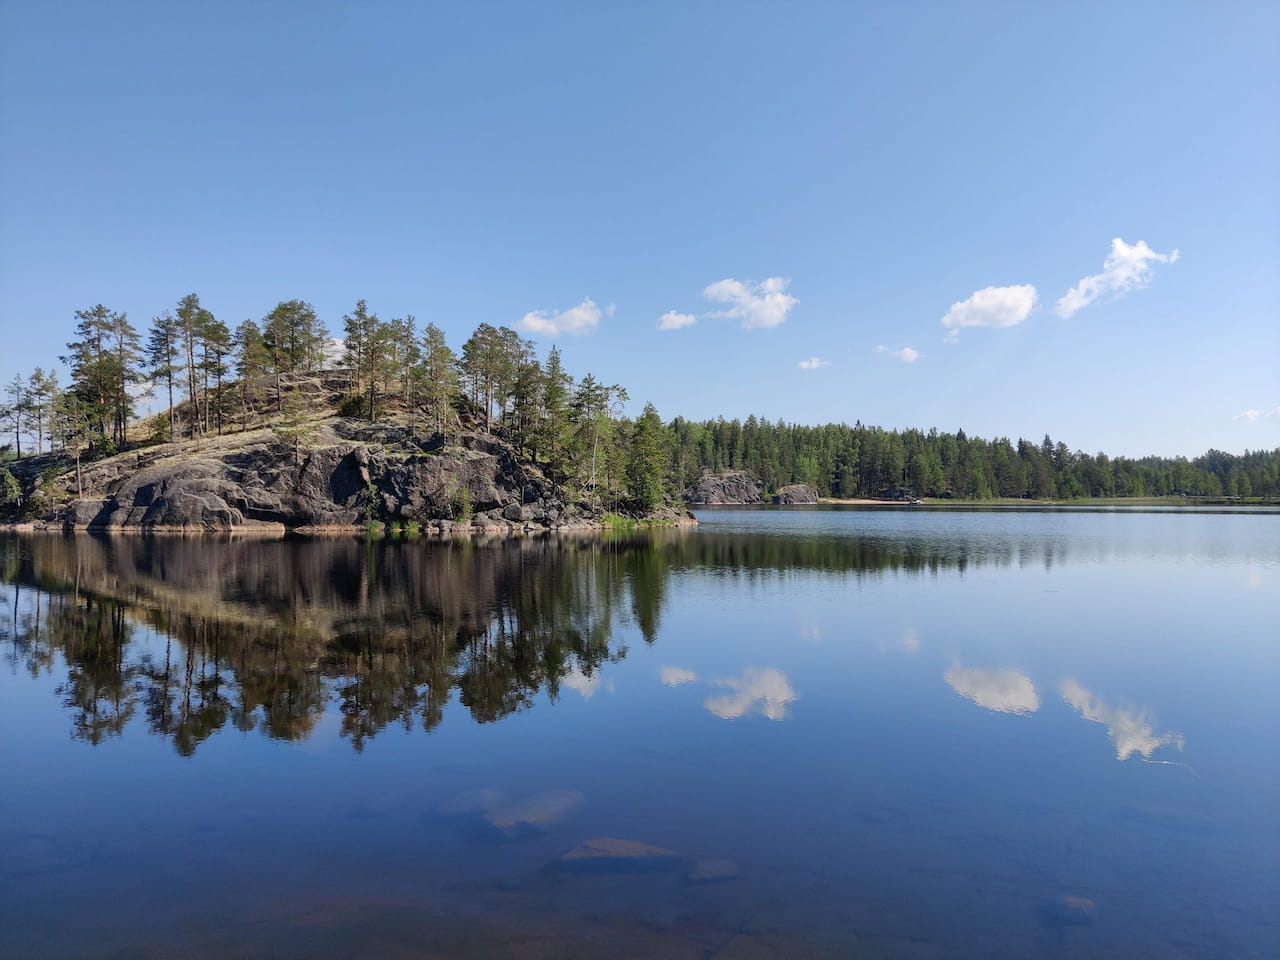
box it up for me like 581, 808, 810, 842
419, 322, 458, 434
448, 480, 473, 522
262, 299, 327, 374
0, 467, 20, 513
338, 393, 370, 419
272, 385, 318, 464
149, 414, 172, 444
88, 433, 117, 461
20, 466, 64, 520
626, 402, 669, 511
62, 304, 142, 449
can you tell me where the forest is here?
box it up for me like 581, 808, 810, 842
1, 295, 1277, 508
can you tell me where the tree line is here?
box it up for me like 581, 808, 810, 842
1, 294, 1277, 509
665, 417, 1279, 500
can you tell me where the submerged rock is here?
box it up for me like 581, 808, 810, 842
1039, 894, 1095, 929
552, 836, 682, 873
685, 858, 739, 883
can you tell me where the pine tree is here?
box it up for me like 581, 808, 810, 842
147, 312, 182, 437
342, 299, 376, 394
627, 402, 669, 511
419, 323, 458, 435
233, 319, 269, 430
539, 346, 572, 477
52, 392, 91, 493
1, 375, 29, 457
199, 315, 232, 434
26, 368, 58, 454
262, 300, 328, 410
273, 383, 317, 465
63, 304, 131, 448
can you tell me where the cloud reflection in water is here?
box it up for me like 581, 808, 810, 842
660, 666, 697, 687
704, 668, 797, 721
1060, 679, 1185, 760
945, 667, 1040, 715
561, 665, 607, 699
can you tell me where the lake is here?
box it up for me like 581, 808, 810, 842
2, 506, 1277, 958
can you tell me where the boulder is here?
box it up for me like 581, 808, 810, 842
773, 484, 819, 504
686, 472, 764, 505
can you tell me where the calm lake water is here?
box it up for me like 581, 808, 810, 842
2, 507, 1278, 958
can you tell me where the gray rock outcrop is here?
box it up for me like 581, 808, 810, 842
686, 472, 765, 504
33, 421, 691, 534
773, 484, 819, 504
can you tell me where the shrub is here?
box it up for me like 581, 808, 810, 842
338, 393, 370, 419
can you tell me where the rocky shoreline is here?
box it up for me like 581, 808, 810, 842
1, 418, 695, 536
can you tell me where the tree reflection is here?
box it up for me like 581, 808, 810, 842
1, 526, 1063, 754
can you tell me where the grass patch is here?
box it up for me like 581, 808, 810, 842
601, 513, 638, 530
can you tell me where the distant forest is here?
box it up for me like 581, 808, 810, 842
1, 295, 1277, 505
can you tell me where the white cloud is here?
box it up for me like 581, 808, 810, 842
704, 667, 797, 721
875, 345, 920, 363
940, 285, 1037, 340
797, 356, 830, 370
901, 627, 920, 653
657, 310, 697, 331
704, 277, 797, 330
1061, 679, 1184, 761
945, 667, 1040, 715
519, 297, 604, 336
1055, 238, 1179, 319
1233, 406, 1279, 422
660, 666, 696, 687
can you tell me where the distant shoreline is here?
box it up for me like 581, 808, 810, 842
699, 496, 1280, 509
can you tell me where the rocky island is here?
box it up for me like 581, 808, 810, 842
0, 303, 694, 534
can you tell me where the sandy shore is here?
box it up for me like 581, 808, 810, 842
818, 498, 913, 505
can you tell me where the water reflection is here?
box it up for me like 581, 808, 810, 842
945, 666, 1041, 715
1060, 679, 1186, 760
0, 528, 1202, 752
2, 533, 658, 754
704, 667, 797, 721
560, 664, 607, 699
900, 626, 921, 653
440, 788, 587, 838
660, 665, 696, 686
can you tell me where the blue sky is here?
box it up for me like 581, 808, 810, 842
1, 0, 1276, 457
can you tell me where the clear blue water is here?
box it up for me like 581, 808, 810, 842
2, 507, 1278, 958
